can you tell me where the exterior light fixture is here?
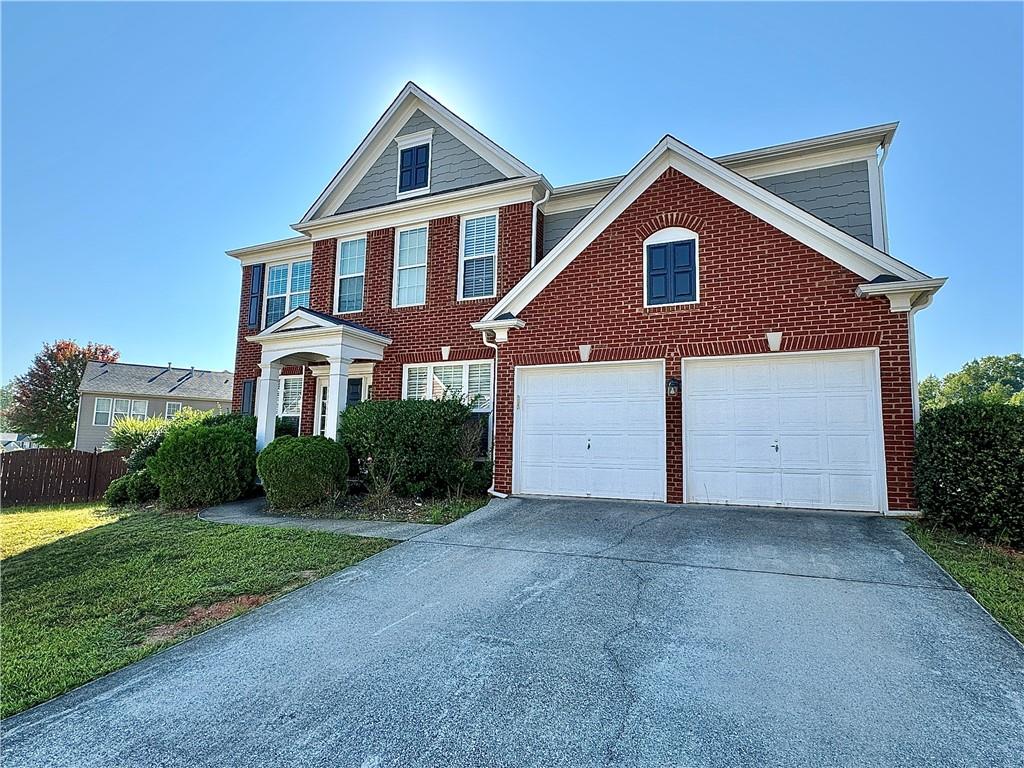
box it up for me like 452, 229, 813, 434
667, 377, 681, 397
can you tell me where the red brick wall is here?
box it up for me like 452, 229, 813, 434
492, 169, 916, 511
231, 201, 535, 427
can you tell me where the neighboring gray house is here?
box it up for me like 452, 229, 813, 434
74, 361, 233, 452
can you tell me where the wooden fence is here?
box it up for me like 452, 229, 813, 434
0, 449, 129, 507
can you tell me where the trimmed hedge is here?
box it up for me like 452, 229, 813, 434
148, 422, 256, 509
106, 416, 167, 452
125, 411, 256, 475
257, 435, 349, 509
915, 402, 1024, 545
103, 468, 159, 506
341, 399, 488, 497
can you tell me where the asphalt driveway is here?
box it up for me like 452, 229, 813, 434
4, 498, 1022, 767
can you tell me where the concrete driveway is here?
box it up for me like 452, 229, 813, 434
4, 498, 1022, 767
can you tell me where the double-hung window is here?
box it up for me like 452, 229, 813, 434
459, 213, 497, 300
277, 376, 303, 436
95, 397, 147, 426
336, 238, 366, 313
403, 360, 493, 454
394, 226, 428, 307
265, 260, 312, 326
165, 402, 182, 418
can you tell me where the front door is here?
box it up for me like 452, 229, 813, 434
314, 376, 365, 436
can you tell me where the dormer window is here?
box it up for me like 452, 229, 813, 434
643, 227, 699, 307
395, 129, 433, 198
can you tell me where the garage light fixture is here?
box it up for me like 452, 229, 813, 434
666, 377, 681, 397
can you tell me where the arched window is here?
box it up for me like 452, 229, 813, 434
643, 227, 699, 307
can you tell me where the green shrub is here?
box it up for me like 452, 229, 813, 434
205, 412, 257, 435
103, 474, 133, 506
256, 435, 349, 509
148, 422, 256, 509
106, 416, 167, 452
915, 402, 1024, 545
124, 411, 254, 474
126, 427, 167, 473
341, 399, 490, 498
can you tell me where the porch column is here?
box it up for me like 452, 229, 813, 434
255, 362, 281, 450
323, 356, 351, 441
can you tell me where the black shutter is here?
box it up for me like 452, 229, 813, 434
240, 380, 256, 416
247, 264, 265, 329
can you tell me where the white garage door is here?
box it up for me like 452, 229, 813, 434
684, 351, 884, 512
515, 362, 666, 501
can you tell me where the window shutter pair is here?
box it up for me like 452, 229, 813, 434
399, 144, 429, 192
240, 380, 256, 416
647, 241, 696, 305
247, 264, 265, 329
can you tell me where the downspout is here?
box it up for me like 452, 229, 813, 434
480, 329, 507, 498
907, 292, 935, 424
531, 189, 551, 268
876, 139, 892, 252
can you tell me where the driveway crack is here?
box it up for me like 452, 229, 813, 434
602, 560, 648, 766
595, 510, 677, 556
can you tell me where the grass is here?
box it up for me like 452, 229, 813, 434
907, 523, 1024, 642
0, 502, 391, 718
277, 493, 490, 525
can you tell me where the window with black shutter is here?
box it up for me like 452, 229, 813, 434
247, 264, 265, 328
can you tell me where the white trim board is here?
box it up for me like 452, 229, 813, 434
301, 82, 536, 223
481, 135, 933, 324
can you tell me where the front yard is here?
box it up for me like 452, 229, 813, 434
908, 523, 1024, 642
0, 502, 390, 718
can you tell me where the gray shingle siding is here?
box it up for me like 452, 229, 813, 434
755, 161, 874, 245
542, 208, 591, 256
74, 395, 229, 452
336, 110, 509, 214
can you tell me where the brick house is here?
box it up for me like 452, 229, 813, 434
228, 82, 944, 514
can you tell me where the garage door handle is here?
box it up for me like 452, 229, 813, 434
772, 441, 779, 452
587, 439, 591, 450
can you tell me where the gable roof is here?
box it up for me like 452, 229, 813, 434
481, 135, 934, 323
252, 306, 392, 345
79, 362, 233, 401
301, 82, 537, 224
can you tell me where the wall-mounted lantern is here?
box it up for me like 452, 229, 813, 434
667, 377, 681, 397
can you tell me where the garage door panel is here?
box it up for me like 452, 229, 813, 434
515, 362, 666, 501
734, 398, 777, 429
685, 352, 883, 512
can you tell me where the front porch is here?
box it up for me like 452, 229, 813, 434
245, 307, 391, 448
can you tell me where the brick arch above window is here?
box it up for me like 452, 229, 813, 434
635, 212, 706, 242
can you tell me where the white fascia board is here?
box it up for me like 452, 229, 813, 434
482, 136, 929, 323
302, 83, 536, 224
78, 390, 231, 404
293, 176, 546, 242
717, 122, 898, 172
226, 236, 312, 266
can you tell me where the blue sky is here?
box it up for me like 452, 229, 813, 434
3, 2, 1021, 381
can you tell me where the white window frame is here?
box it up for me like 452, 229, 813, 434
642, 227, 700, 309
458, 211, 499, 301
277, 375, 304, 419
165, 402, 183, 418
263, 258, 313, 327
401, 360, 493, 413
93, 397, 112, 426
393, 223, 429, 308
394, 128, 434, 200
335, 235, 366, 314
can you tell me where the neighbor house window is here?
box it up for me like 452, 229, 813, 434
277, 376, 303, 436
644, 228, 699, 307
93, 397, 112, 426
394, 226, 428, 307
459, 213, 498, 300
403, 360, 493, 453
165, 402, 182, 418
336, 237, 366, 313
265, 260, 312, 326
99, 398, 148, 424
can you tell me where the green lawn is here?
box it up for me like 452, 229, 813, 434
0, 503, 391, 718
907, 523, 1024, 642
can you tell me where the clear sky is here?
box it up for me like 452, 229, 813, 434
3, 2, 1022, 382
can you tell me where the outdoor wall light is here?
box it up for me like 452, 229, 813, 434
667, 378, 681, 397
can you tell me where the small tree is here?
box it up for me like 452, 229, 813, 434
6, 340, 119, 447
919, 354, 1024, 411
